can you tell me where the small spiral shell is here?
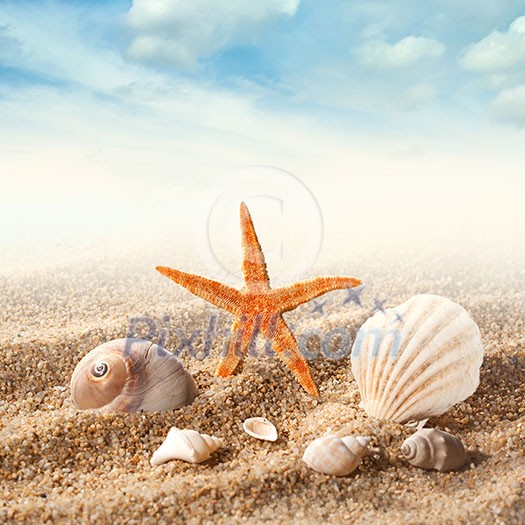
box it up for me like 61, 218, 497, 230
150, 428, 222, 466
302, 435, 371, 476
401, 428, 466, 471
70, 338, 197, 412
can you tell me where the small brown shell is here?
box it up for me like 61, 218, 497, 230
401, 428, 466, 471
70, 338, 197, 412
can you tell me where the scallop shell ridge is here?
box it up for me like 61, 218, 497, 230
350, 294, 484, 423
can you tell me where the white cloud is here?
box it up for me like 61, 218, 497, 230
357, 35, 445, 68
491, 85, 525, 127
0, 3, 142, 91
461, 15, 525, 71
459, 15, 525, 127
126, 0, 299, 68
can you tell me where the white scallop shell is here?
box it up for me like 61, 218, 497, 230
242, 417, 278, 442
351, 294, 484, 423
401, 428, 466, 471
302, 435, 371, 476
70, 338, 198, 412
150, 428, 222, 466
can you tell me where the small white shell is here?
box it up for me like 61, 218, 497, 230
351, 294, 484, 423
70, 338, 198, 412
150, 428, 222, 466
401, 428, 466, 471
242, 417, 278, 442
302, 435, 371, 476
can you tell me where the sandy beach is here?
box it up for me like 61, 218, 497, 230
2, 0, 525, 522
1, 244, 523, 524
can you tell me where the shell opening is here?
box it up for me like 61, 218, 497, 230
242, 417, 278, 442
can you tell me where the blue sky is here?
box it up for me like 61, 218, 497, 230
0, 0, 524, 263
2, 0, 523, 122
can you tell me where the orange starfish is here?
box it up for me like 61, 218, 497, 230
156, 202, 361, 397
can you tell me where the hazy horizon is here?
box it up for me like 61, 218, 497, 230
1, 1, 524, 275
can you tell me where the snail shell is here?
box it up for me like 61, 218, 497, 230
70, 338, 197, 412
351, 294, 484, 423
150, 428, 222, 466
302, 435, 371, 476
401, 428, 466, 471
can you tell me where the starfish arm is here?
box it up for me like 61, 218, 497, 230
270, 276, 362, 312
261, 316, 319, 397
240, 202, 271, 291
216, 316, 256, 377
156, 266, 243, 315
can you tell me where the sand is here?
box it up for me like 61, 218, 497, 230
0, 245, 524, 524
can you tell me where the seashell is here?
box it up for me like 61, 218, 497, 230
401, 428, 466, 471
150, 428, 222, 466
350, 294, 484, 423
302, 435, 371, 476
242, 417, 278, 442
70, 338, 197, 412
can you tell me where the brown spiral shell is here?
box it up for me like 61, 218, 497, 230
401, 428, 466, 471
70, 338, 197, 412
